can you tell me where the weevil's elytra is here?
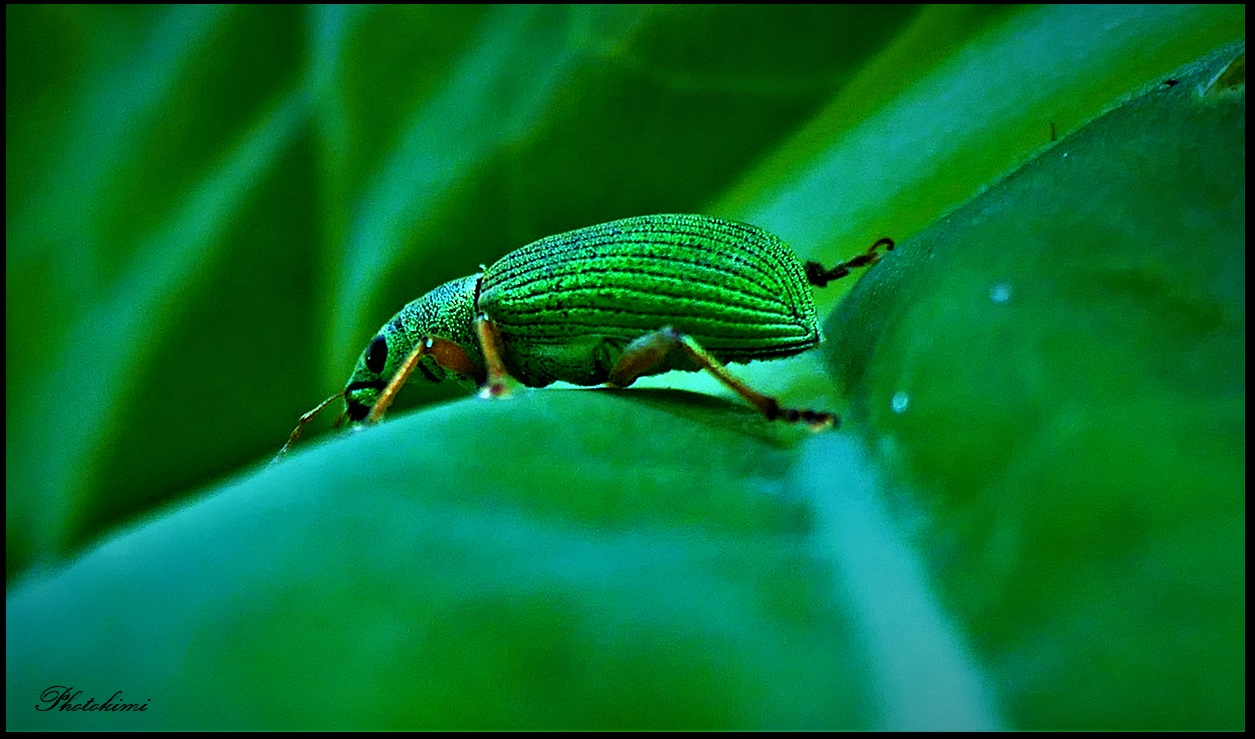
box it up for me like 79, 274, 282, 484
277, 214, 894, 458
479, 216, 821, 386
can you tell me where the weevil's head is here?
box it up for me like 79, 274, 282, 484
341, 274, 482, 424
342, 331, 393, 424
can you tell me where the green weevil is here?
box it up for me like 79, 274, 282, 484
279, 214, 892, 455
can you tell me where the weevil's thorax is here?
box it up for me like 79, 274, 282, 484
342, 274, 483, 421
397, 273, 483, 357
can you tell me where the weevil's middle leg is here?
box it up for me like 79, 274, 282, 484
608, 327, 837, 430
368, 336, 483, 423
805, 236, 895, 288
475, 314, 519, 398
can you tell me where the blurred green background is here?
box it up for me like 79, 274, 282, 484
6, 5, 1245, 730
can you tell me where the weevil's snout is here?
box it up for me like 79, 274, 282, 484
344, 390, 375, 423
343, 376, 384, 424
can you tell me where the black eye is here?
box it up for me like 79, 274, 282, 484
346, 399, 371, 422
365, 335, 388, 374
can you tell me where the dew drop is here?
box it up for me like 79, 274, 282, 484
989, 282, 1012, 304
891, 391, 910, 414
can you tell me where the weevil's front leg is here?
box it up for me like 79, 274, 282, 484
275, 393, 345, 460
608, 327, 836, 430
368, 336, 483, 423
475, 314, 519, 398
805, 236, 895, 287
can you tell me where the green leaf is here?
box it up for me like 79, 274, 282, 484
825, 41, 1245, 730
8, 392, 873, 730
6, 5, 1244, 730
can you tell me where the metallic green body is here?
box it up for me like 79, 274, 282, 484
480, 214, 819, 385
378, 274, 482, 386
344, 214, 820, 413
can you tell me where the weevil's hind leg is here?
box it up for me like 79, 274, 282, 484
475, 314, 519, 398
608, 327, 837, 430
805, 237, 895, 288
368, 337, 483, 423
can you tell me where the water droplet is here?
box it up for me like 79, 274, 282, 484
891, 391, 910, 413
1062, 151, 1069, 158
989, 282, 1012, 304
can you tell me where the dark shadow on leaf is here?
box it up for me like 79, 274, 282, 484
583, 386, 806, 448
